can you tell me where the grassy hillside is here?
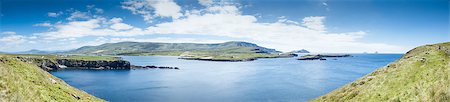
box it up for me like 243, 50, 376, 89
65, 41, 293, 61
0, 55, 104, 101
312, 42, 450, 102
66, 41, 280, 55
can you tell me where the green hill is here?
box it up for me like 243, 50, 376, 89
0, 55, 104, 101
312, 42, 450, 102
65, 41, 296, 61
67, 41, 280, 55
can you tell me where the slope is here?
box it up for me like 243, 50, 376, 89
0, 55, 104, 101
312, 42, 450, 101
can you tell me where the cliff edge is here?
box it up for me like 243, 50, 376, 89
0, 56, 104, 101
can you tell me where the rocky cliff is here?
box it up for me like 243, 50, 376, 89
16, 56, 130, 71
56, 59, 130, 70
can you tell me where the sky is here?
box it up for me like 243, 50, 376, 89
0, 0, 448, 53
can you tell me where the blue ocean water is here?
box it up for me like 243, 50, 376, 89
50, 54, 402, 102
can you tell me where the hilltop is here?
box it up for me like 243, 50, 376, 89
292, 49, 310, 53
312, 42, 450, 101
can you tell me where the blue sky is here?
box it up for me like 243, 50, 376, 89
0, 0, 448, 53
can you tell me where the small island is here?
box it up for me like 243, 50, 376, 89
297, 54, 351, 60
178, 51, 297, 62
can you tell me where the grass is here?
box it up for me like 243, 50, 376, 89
120, 47, 292, 61
119, 51, 184, 56
0, 55, 104, 101
178, 50, 289, 61
311, 42, 450, 102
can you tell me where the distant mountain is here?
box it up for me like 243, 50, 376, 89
312, 42, 450, 101
14, 49, 62, 54
65, 41, 281, 55
292, 49, 310, 53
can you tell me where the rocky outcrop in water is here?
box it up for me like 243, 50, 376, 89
298, 54, 351, 60
56, 59, 130, 70
131, 65, 179, 70
179, 53, 297, 62
179, 57, 257, 62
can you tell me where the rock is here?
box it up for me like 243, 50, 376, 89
316, 54, 351, 57
56, 59, 130, 70
131, 65, 179, 70
70, 93, 81, 100
298, 55, 322, 60
298, 54, 351, 60
58, 65, 67, 68
179, 57, 256, 62
16, 56, 131, 71
49, 78, 57, 84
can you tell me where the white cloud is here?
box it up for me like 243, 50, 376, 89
33, 22, 52, 27
48, 12, 62, 17
67, 11, 91, 20
1, 31, 16, 35
87, 5, 104, 14
0, 35, 27, 44
32, 1, 405, 53
39, 18, 102, 38
121, 0, 183, 22
87, 5, 96, 9
302, 16, 326, 31
206, 5, 240, 14
322, 2, 328, 6
38, 17, 145, 39
110, 37, 226, 44
109, 18, 134, 30
198, 0, 213, 6
321, 1, 330, 11
110, 18, 133, 30
110, 23, 134, 30
151, 0, 182, 19
94, 8, 104, 14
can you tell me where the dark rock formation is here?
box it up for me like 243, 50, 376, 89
131, 65, 179, 70
56, 59, 130, 70
297, 55, 322, 60
16, 56, 62, 71
16, 56, 179, 71
179, 57, 256, 62
298, 54, 351, 60
16, 56, 130, 71
179, 53, 296, 62
293, 49, 310, 53
317, 54, 351, 57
